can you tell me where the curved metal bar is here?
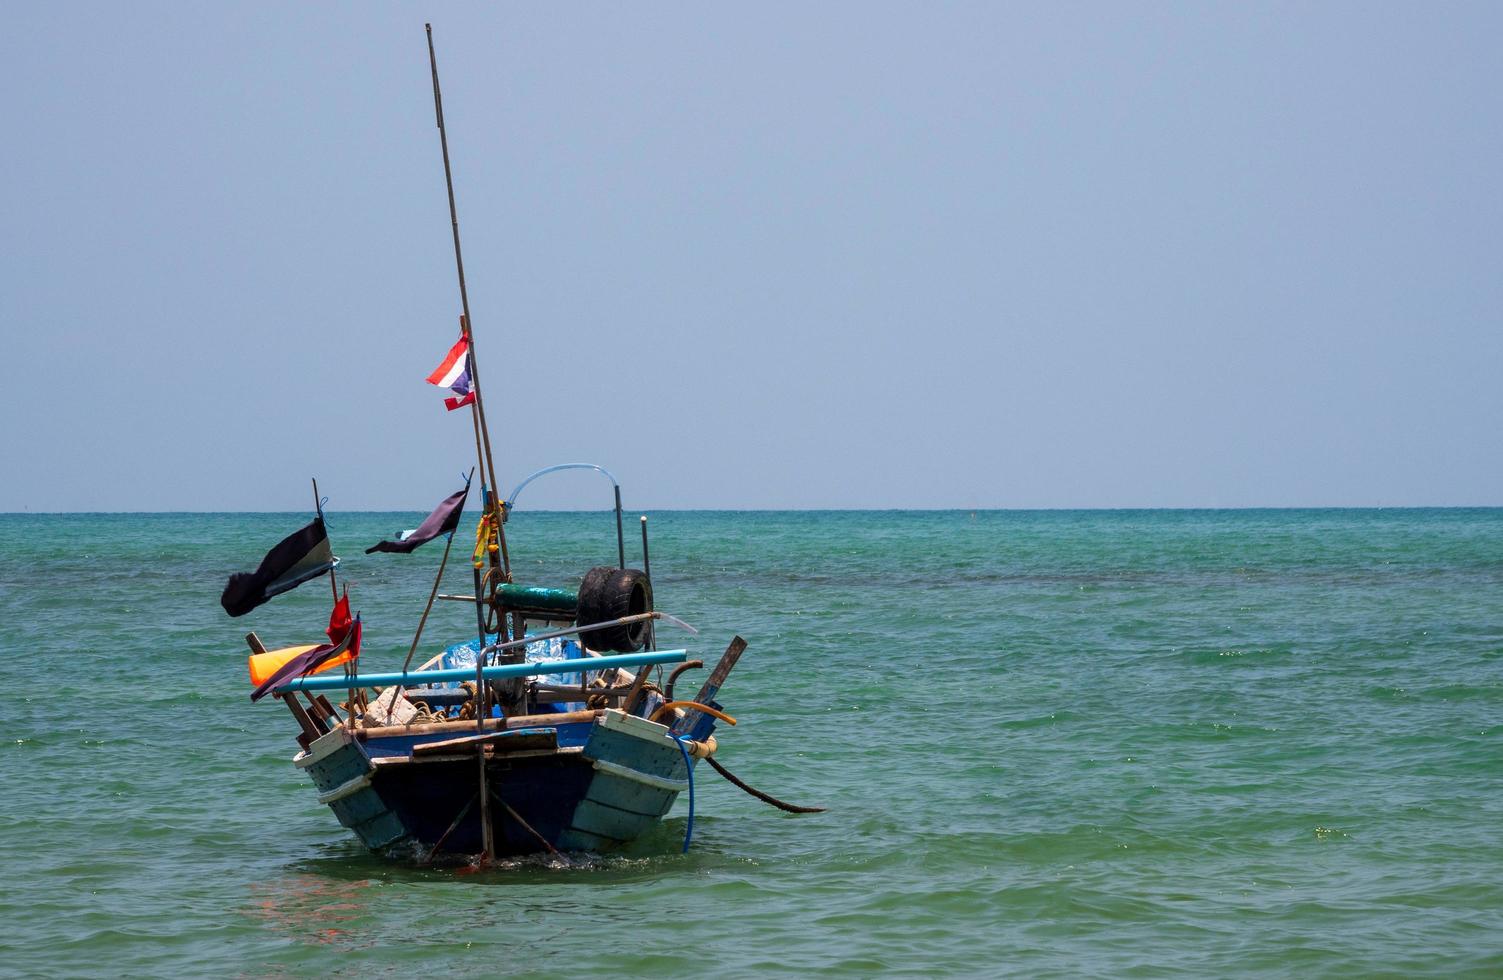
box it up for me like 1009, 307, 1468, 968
505, 462, 620, 510
504, 462, 626, 568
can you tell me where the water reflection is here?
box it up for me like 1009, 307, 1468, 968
245, 873, 377, 948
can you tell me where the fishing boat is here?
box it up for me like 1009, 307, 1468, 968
220, 26, 817, 863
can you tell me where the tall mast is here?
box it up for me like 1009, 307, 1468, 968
427, 23, 506, 862
426, 23, 509, 582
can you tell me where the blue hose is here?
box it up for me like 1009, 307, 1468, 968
672, 735, 695, 853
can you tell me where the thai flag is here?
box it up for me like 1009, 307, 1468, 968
425, 335, 475, 411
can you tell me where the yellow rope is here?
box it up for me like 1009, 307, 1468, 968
471, 511, 488, 569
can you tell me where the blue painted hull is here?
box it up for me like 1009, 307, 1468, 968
293, 710, 702, 858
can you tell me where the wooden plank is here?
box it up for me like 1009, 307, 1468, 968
356, 708, 600, 741
585, 725, 683, 780
315, 695, 340, 721
405, 747, 565, 764
277, 692, 322, 745
571, 798, 657, 841
583, 769, 680, 815
672, 636, 746, 735
411, 728, 558, 756
302, 694, 334, 732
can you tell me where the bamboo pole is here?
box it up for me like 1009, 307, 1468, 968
312, 477, 354, 728
399, 468, 473, 679
403, 533, 456, 674
640, 515, 655, 651
472, 563, 495, 860
462, 315, 488, 492
312, 477, 337, 601
459, 315, 504, 569
384, 528, 459, 716
613, 486, 625, 569
426, 25, 509, 584
253, 632, 322, 747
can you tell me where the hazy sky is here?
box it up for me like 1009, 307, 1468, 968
3, 3, 1499, 511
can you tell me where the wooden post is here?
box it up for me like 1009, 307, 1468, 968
252, 632, 321, 747
309, 476, 352, 726
471, 563, 495, 860
463, 318, 488, 494
671, 636, 747, 736
613, 485, 625, 570
640, 515, 655, 651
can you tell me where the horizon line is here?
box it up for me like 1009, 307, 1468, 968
3, 504, 1502, 516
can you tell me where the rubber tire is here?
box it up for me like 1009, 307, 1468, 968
575, 566, 653, 652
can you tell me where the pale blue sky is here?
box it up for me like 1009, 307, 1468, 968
2, 2, 1499, 511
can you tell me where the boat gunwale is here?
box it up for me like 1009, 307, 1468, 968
355, 708, 602, 741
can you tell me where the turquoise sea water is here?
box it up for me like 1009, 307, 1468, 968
1, 509, 1500, 977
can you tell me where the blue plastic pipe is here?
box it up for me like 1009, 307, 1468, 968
672, 734, 695, 853
274, 649, 688, 695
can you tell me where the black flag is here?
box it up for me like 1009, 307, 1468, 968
220, 518, 337, 617
366, 485, 470, 554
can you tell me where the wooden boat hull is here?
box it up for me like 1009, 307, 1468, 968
293, 709, 699, 857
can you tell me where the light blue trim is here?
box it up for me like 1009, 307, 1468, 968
274, 649, 687, 694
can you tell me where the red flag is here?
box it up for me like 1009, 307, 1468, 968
249, 593, 362, 702
343, 618, 362, 664
327, 589, 353, 644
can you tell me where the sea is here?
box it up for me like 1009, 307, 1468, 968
1, 509, 1500, 977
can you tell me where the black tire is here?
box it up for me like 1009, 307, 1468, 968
575, 566, 653, 652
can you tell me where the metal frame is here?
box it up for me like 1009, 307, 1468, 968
505, 463, 626, 568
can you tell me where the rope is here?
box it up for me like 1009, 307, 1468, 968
705, 755, 826, 814
407, 701, 444, 724
475, 565, 502, 638
470, 512, 488, 568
